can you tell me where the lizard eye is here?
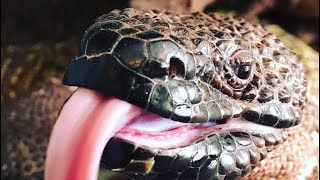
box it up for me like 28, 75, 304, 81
224, 49, 255, 91
234, 64, 252, 79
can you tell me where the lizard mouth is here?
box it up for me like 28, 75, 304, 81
115, 113, 282, 150
45, 88, 286, 180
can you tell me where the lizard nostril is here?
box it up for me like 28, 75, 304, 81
169, 57, 185, 78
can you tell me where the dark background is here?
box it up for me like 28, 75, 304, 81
1, 0, 319, 51
1, 0, 129, 45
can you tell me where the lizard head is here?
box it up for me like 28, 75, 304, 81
46, 8, 308, 179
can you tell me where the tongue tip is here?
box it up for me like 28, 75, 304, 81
45, 88, 142, 180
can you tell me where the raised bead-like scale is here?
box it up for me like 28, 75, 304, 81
102, 130, 286, 179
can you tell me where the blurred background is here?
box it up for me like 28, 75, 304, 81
2, 0, 319, 51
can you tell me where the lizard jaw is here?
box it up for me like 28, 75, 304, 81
45, 87, 286, 180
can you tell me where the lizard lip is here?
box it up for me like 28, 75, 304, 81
115, 111, 282, 150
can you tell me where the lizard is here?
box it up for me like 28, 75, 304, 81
1, 8, 319, 179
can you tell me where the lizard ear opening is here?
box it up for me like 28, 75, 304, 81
169, 57, 185, 78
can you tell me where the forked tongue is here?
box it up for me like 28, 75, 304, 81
45, 88, 142, 180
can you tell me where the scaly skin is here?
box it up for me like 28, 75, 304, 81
1, 43, 76, 179
243, 24, 319, 180
62, 9, 312, 179
1, 11, 319, 179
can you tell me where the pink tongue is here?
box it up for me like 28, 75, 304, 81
45, 88, 142, 180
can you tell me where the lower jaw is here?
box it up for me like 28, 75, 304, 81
101, 128, 286, 179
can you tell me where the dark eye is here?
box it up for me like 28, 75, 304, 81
235, 65, 252, 79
